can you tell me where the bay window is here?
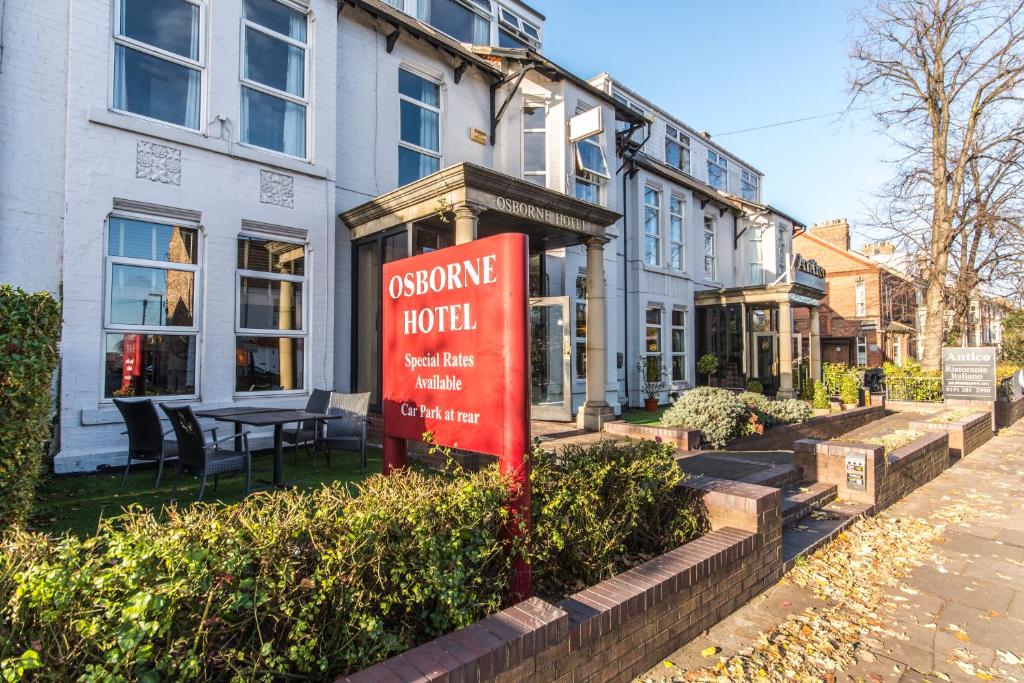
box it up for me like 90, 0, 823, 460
418, 0, 490, 44
104, 216, 200, 398
669, 196, 685, 270
665, 125, 690, 174
741, 169, 759, 201
707, 150, 728, 191
236, 235, 307, 393
643, 186, 661, 266
113, 0, 203, 130
523, 105, 546, 186
240, 0, 309, 158
399, 68, 442, 185
671, 309, 687, 382
703, 214, 717, 280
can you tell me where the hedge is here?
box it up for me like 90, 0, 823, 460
0, 286, 62, 529
0, 440, 710, 681
663, 387, 814, 448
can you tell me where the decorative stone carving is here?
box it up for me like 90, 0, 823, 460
260, 170, 295, 208
136, 141, 182, 185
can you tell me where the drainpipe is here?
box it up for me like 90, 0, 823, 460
622, 168, 630, 407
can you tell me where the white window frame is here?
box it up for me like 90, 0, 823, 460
669, 195, 685, 271
643, 185, 662, 267
111, 0, 207, 132
644, 305, 664, 381
101, 211, 203, 402
665, 125, 691, 174
749, 227, 765, 285
522, 102, 546, 186
574, 138, 610, 179
239, 0, 311, 160
855, 280, 867, 317
235, 232, 309, 396
398, 66, 443, 183
707, 149, 728, 191
740, 169, 759, 201
856, 336, 868, 367
418, 0, 492, 44
498, 5, 541, 48
703, 213, 717, 280
671, 308, 687, 383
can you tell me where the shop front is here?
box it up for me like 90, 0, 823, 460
340, 162, 622, 430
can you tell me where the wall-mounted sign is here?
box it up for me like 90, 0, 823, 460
495, 196, 587, 233
792, 254, 826, 291
845, 453, 866, 491
470, 128, 488, 145
568, 107, 603, 142
942, 347, 997, 401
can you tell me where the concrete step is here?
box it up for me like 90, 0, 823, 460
782, 499, 872, 572
781, 482, 838, 528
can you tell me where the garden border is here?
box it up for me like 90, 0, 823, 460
908, 411, 992, 459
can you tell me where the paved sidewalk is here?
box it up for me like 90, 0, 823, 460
636, 421, 1024, 682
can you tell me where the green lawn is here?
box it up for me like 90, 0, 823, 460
621, 406, 668, 426
31, 447, 383, 539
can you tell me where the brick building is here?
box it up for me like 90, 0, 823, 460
794, 220, 919, 368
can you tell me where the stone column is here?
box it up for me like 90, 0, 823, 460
777, 299, 795, 398
809, 306, 821, 383
579, 237, 614, 430
453, 203, 480, 245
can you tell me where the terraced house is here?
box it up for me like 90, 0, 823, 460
0, 0, 828, 471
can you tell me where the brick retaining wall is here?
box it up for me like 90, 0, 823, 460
602, 421, 702, 451
343, 478, 781, 683
725, 405, 885, 452
793, 432, 948, 512
996, 395, 1024, 427
908, 411, 992, 459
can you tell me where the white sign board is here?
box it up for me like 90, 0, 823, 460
569, 107, 603, 142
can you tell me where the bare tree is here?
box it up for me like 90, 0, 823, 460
851, 0, 1024, 368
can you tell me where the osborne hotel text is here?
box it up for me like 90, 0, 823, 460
0, 0, 828, 471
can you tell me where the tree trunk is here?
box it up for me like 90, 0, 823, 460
921, 277, 946, 370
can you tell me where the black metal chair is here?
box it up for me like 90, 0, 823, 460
113, 398, 178, 488
282, 389, 331, 466
314, 392, 371, 473
160, 404, 252, 502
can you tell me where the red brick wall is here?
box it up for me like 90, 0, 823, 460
908, 412, 993, 458
603, 421, 702, 451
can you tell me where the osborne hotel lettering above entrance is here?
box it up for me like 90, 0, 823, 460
495, 196, 589, 233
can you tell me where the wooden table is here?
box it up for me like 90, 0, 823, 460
195, 407, 333, 487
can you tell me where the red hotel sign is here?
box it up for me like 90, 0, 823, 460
382, 233, 530, 459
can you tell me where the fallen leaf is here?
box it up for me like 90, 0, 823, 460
700, 646, 719, 657
997, 650, 1022, 665
955, 630, 971, 642
662, 660, 674, 668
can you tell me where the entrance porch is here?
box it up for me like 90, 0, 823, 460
340, 162, 622, 431
694, 283, 824, 397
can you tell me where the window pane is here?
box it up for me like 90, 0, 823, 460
670, 244, 682, 269
524, 131, 545, 172
672, 310, 685, 327
523, 106, 545, 129
400, 100, 440, 151
110, 265, 195, 326
672, 356, 685, 382
525, 174, 545, 187
644, 238, 659, 266
114, 45, 200, 129
119, 0, 199, 60
104, 333, 196, 398
236, 336, 305, 392
646, 307, 661, 325
244, 27, 305, 97
240, 86, 306, 157
424, 0, 489, 44
575, 178, 598, 203
499, 29, 529, 49
244, 0, 307, 41
108, 218, 197, 264
577, 139, 608, 177
666, 139, 681, 169
575, 302, 586, 339
238, 276, 303, 330
399, 69, 440, 106
644, 205, 659, 235
399, 146, 440, 185
237, 237, 305, 275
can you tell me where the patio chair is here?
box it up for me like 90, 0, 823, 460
282, 389, 332, 465
113, 398, 179, 488
315, 392, 371, 473
160, 404, 252, 502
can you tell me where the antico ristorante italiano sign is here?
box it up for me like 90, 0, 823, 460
942, 347, 997, 402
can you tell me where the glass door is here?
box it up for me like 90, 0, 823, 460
530, 296, 572, 421
754, 332, 776, 394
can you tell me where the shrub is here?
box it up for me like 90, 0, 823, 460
839, 373, 861, 405
822, 362, 848, 395
0, 286, 62, 529
663, 387, 747, 448
882, 361, 942, 402
813, 381, 830, 409
745, 379, 764, 394
0, 469, 515, 680
697, 354, 719, 383
530, 440, 707, 598
765, 399, 814, 424
800, 378, 815, 402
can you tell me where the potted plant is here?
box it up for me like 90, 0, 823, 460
637, 356, 667, 411
697, 353, 720, 387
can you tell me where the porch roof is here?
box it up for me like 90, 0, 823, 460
339, 162, 622, 248
694, 282, 825, 308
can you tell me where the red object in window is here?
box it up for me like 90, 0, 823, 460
382, 233, 531, 600
121, 334, 143, 392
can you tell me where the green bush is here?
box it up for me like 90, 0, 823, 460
697, 354, 719, 383
0, 286, 62, 529
663, 387, 747, 448
0, 470, 515, 680
745, 380, 764, 394
839, 373, 861, 405
765, 399, 814, 424
822, 362, 849, 395
813, 380, 830, 409
882, 361, 942, 402
530, 440, 706, 598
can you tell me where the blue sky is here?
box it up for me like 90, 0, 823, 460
541, 0, 891, 247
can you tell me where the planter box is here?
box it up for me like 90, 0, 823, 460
724, 405, 885, 452
908, 411, 992, 459
996, 395, 1024, 427
794, 431, 948, 512
603, 421, 702, 451
342, 478, 782, 683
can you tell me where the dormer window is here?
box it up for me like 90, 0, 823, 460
665, 125, 690, 174
741, 169, 759, 201
498, 6, 541, 49
418, 0, 490, 44
707, 149, 728, 191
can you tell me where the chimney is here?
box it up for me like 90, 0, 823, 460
859, 241, 896, 257
809, 218, 850, 251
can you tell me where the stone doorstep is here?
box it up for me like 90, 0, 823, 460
780, 482, 838, 528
